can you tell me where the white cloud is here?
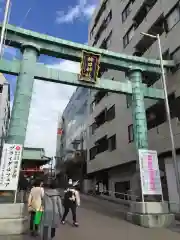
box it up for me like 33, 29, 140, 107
25, 60, 80, 157
83, 4, 96, 17
52, 59, 80, 73
56, 0, 97, 24
3, 46, 17, 56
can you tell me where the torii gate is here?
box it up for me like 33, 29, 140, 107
0, 24, 173, 149
0, 24, 175, 229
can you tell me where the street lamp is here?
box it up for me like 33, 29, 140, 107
141, 32, 180, 205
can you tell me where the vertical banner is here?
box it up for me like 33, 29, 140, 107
79, 51, 100, 83
138, 149, 162, 195
0, 144, 23, 191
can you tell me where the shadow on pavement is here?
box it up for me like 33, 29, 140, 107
81, 196, 127, 220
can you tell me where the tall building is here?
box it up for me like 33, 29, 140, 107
56, 87, 89, 182
87, 0, 180, 207
0, 73, 10, 158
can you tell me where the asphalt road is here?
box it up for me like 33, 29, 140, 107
1, 194, 180, 239
57, 196, 180, 240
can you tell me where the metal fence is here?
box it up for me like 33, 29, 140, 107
88, 189, 180, 214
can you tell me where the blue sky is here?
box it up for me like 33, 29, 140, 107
0, 0, 98, 156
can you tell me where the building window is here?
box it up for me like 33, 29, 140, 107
106, 105, 115, 121
122, 0, 135, 23
100, 31, 112, 49
134, 15, 164, 55
90, 122, 97, 135
90, 28, 94, 39
95, 136, 108, 155
146, 92, 176, 130
94, 90, 108, 105
93, 10, 112, 45
95, 109, 107, 128
106, 10, 112, 25
126, 95, 132, 108
108, 134, 116, 151
89, 146, 97, 160
165, 4, 180, 32
170, 47, 180, 72
133, 0, 157, 29
106, 30, 112, 48
123, 26, 134, 48
93, 0, 109, 28
128, 124, 134, 142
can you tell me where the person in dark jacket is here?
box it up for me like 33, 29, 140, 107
61, 179, 80, 226
41, 181, 63, 240
19, 174, 29, 203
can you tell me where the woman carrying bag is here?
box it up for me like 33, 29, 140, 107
28, 179, 44, 236
41, 181, 63, 240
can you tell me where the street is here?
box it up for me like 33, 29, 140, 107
1, 195, 180, 239
58, 196, 180, 240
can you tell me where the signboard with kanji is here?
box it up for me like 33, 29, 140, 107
79, 51, 100, 82
138, 149, 162, 195
0, 144, 23, 191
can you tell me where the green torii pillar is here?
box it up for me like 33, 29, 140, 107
8, 44, 40, 144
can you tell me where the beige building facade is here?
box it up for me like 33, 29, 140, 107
86, 0, 180, 204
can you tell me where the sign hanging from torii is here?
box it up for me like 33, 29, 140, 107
79, 51, 100, 83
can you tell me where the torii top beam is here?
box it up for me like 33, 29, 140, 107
0, 24, 175, 76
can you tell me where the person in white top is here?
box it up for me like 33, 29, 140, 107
28, 179, 44, 236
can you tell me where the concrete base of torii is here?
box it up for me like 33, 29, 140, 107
126, 201, 174, 228
127, 171, 175, 228
0, 203, 28, 235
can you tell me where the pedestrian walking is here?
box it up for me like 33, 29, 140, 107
28, 179, 44, 236
61, 179, 80, 226
18, 173, 29, 203
41, 181, 63, 240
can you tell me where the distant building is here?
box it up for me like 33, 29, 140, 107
56, 87, 89, 161
0, 73, 10, 158
19, 147, 51, 186
55, 87, 89, 184
21, 147, 50, 169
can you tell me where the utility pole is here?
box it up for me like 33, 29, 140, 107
0, 0, 11, 58
141, 32, 180, 205
50, 157, 53, 179
80, 135, 84, 192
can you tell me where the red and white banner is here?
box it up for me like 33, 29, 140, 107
138, 149, 162, 195
0, 144, 23, 191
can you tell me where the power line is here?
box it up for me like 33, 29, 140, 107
0, 0, 11, 59
3, 0, 38, 59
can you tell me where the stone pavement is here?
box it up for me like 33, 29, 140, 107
1, 194, 180, 239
